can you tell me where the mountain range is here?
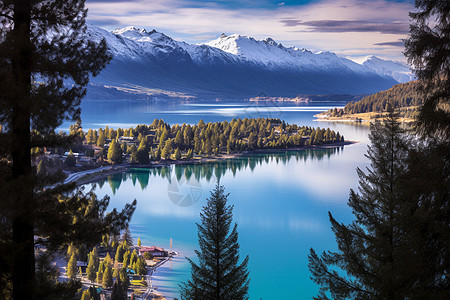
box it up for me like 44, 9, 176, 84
85, 25, 413, 100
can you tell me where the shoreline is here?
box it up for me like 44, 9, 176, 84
315, 112, 416, 124
68, 141, 356, 186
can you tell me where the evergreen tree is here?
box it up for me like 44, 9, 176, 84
137, 237, 142, 247
86, 129, 95, 144
81, 289, 91, 300
123, 250, 130, 268
121, 226, 133, 246
107, 139, 122, 164
308, 108, 412, 299
111, 279, 127, 300
162, 139, 173, 159
96, 270, 103, 284
180, 182, 250, 300
130, 250, 138, 268
97, 130, 106, 147
0, 0, 139, 297
66, 253, 77, 280
102, 266, 113, 288
402, 2, 450, 297
115, 243, 125, 263
136, 257, 147, 275
404, 0, 450, 137
119, 267, 129, 288
86, 253, 96, 282
174, 147, 182, 160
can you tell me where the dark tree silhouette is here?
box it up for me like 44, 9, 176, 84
308, 108, 412, 299
180, 182, 250, 300
404, 0, 450, 137
404, 2, 450, 296
0, 0, 136, 298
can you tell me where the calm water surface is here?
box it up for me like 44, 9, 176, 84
80, 99, 370, 299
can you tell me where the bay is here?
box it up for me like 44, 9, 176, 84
80, 99, 370, 299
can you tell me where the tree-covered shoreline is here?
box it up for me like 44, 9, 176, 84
62, 118, 344, 166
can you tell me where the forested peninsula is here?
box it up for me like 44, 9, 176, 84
37, 118, 346, 181
317, 81, 422, 122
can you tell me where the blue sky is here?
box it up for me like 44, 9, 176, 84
86, 0, 414, 62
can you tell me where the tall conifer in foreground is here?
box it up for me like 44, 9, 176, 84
180, 182, 250, 300
0, 0, 137, 298
403, 1, 450, 296
308, 107, 412, 299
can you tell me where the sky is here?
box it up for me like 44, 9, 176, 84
86, 0, 415, 62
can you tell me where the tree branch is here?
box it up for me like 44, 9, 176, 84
0, 13, 13, 20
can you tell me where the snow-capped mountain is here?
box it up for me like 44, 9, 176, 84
85, 25, 401, 99
362, 56, 414, 83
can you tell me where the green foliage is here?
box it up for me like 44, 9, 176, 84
101, 265, 113, 288
121, 226, 133, 247
123, 250, 131, 269
143, 252, 153, 260
119, 267, 129, 288
404, 0, 450, 137
137, 237, 142, 247
115, 243, 126, 263
135, 257, 147, 275
174, 148, 182, 160
111, 279, 128, 300
81, 119, 342, 164
66, 253, 77, 280
130, 250, 138, 268
162, 139, 173, 160
107, 139, 123, 164
80, 289, 91, 300
86, 252, 97, 282
325, 81, 422, 118
181, 182, 250, 299
308, 108, 413, 299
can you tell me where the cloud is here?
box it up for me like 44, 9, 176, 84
85, 0, 413, 61
374, 40, 405, 47
283, 19, 409, 34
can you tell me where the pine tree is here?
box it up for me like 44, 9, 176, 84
404, 0, 450, 137
102, 266, 113, 288
174, 148, 182, 160
81, 289, 91, 300
66, 253, 77, 280
180, 182, 250, 300
86, 253, 96, 282
96, 270, 103, 284
111, 279, 127, 300
308, 108, 412, 299
0, 1, 138, 297
115, 243, 125, 263
97, 130, 106, 147
162, 139, 173, 160
108, 139, 122, 164
121, 226, 133, 246
123, 250, 131, 269
137, 237, 142, 247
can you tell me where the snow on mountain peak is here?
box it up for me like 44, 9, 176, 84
84, 24, 410, 84
362, 56, 414, 83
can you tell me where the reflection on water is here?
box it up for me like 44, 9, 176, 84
97, 147, 344, 195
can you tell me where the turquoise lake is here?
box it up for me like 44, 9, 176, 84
79, 99, 371, 299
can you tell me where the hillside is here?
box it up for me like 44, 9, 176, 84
319, 81, 422, 122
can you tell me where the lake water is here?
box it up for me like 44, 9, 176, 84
80, 99, 371, 299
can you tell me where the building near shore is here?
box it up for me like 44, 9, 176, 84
138, 246, 167, 257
